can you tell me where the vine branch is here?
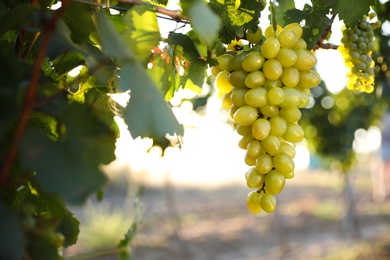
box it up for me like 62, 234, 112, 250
0, 0, 71, 186
313, 13, 338, 51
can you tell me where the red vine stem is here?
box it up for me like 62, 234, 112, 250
313, 13, 338, 51
0, 0, 71, 186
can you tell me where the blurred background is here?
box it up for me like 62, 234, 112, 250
62, 1, 390, 259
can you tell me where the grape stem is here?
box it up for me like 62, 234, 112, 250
313, 13, 338, 51
0, 0, 71, 186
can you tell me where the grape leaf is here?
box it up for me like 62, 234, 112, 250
0, 202, 25, 260
56, 211, 80, 247
147, 49, 181, 100
20, 103, 116, 205
208, 0, 265, 43
167, 33, 207, 93
274, 0, 295, 27
120, 5, 161, 64
61, 1, 97, 44
51, 51, 85, 79
338, 0, 375, 28
181, 0, 221, 47
94, 11, 184, 139
119, 63, 184, 139
0, 3, 34, 35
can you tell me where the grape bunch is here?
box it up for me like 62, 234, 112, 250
338, 13, 381, 93
212, 23, 321, 214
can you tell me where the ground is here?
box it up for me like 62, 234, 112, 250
63, 166, 390, 260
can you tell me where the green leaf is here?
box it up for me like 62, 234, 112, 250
182, 0, 221, 47
208, 0, 265, 43
45, 18, 80, 60
167, 33, 207, 93
20, 103, 116, 204
51, 51, 85, 79
338, 0, 375, 27
274, 0, 296, 27
56, 211, 80, 247
61, 1, 97, 44
119, 63, 184, 139
147, 49, 181, 100
120, 5, 161, 64
95, 11, 184, 140
0, 202, 25, 260
0, 3, 35, 35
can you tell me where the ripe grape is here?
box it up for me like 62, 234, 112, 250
339, 14, 380, 93
213, 21, 320, 215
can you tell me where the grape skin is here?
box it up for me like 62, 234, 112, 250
213, 22, 320, 214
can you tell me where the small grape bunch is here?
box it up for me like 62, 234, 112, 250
212, 23, 321, 214
338, 13, 381, 93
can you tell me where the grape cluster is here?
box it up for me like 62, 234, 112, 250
338, 13, 381, 93
212, 23, 321, 214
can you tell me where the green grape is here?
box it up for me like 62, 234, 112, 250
246, 139, 263, 158
215, 71, 234, 94
237, 125, 253, 136
276, 47, 297, 67
244, 153, 257, 166
294, 49, 316, 70
217, 22, 320, 215
264, 170, 285, 195
283, 123, 304, 143
294, 38, 307, 49
261, 37, 281, 59
279, 107, 302, 123
277, 29, 298, 48
230, 87, 249, 107
263, 59, 283, 80
298, 70, 321, 89
245, 71, 266, 88
260, 193, 276, 213
263, 79, 282, 89
261, 135, 280, 156
217, 53, 234, 71
252, 118, 271, 140
234, 105, 258, 126
242, 51, 265, 72
244, 87, 268, 108
211, 65, 222, 77
246, 191, 262, 214
260, 104, 279, 117
267, 87, 285, 105
255, 153, 273, 174
264, 24, 283, 39
229, 103, 239, 118
221, 92, 232, 110
269, 116, 287, 136
284, 171, 295, 179
280, 87, 301, 108
246, 27, 263, 44
229, 70, 249, 88
283, 23, 303, 38
280, 67, 300, 88
231, 51, 247, 71
278, 142, 296, 158
238, 134, 254, 149
273, 153, 295, 174
246, 167, 265, 188
338, 16, 379, 93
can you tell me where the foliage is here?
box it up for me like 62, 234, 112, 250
0, 0, 388, 258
